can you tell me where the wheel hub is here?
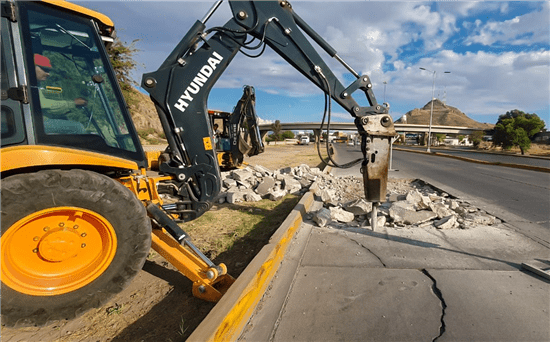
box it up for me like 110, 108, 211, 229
38, 227, 82, 262
1, 207, 117, 296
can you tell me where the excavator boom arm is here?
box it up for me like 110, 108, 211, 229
141, 0, 395, 220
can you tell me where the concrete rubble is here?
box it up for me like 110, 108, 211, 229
217, 164, 500, 231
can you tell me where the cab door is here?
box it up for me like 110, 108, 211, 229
1, 6, 31, 147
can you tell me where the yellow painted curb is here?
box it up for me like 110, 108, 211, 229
188, 191, 315, 342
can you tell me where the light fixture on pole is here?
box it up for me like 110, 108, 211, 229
419, 68, 450, 152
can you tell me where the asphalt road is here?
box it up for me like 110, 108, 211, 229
331, 143, 550, 244
397, 145, 550, 168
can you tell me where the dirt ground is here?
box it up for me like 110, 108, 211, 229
1, 144, 325, 342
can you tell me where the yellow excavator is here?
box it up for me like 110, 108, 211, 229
1, 0, 394, 327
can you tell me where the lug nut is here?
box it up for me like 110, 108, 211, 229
33, 236, 39, 241
81, 243, 86, 248
43, 227, 49, 232
33, 249, 38, 253
81, 233, 87, 237
73, 225, 79, 229
59, 222, 64, 227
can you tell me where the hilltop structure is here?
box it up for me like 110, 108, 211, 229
396, 99, 493, 130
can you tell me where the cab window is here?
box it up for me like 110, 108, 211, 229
18, 2, 143, 160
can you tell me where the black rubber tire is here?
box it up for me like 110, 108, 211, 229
1, 169, 152, 327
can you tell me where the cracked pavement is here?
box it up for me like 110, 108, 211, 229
240, 202, 550, 341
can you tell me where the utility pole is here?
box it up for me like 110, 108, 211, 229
419, 68, 450, 153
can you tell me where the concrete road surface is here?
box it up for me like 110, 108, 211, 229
240, 215, 549, 341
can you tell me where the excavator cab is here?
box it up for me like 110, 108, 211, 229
1, 1, 146, 171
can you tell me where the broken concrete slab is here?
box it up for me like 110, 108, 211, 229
430, 202, 455, 219
434, 215, 457, 229
344, 198, 372, 216
255, 177, 276, 196
406, 189, 431, 210
389, 206, 438, 225
231, 169, 254, 182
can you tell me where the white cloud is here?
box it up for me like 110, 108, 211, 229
83, 1, 549, 124
466, 2, 549, 46
386, 49, 549, 119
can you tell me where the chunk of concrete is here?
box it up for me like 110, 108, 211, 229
430, 202, 454, 219
226, 191, 245, 204
231, 169, 254, 182
223, 178, 237, 188
370, 215, 387, 228
244, 191, 262, 202
268, 189, 287, 201
283, 177, 302, 194
434, 215, 457, 229
313, 208, 332, 227
255, 177, 276, 196
344, 199, 372, 216
406, 189, 431, 210
329, 207, 355, 223
390, 206, 437, 225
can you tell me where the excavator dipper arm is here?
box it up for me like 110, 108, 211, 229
142, 0, 396, 220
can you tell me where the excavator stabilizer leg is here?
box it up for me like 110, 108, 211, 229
147, 202, 235, 302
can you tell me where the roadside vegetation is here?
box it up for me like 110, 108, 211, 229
492, 109, 546, 155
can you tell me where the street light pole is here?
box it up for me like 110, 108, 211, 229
419, 68, 450, 153
383, 81, 387, 103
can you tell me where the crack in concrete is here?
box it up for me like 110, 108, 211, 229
347, 236, 387, 267
421, 269, 447, 342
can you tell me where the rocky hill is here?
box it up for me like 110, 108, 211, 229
395, 99, 494, 130
125, 87, 165, 144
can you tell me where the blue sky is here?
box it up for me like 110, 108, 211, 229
78, 1, 549, 126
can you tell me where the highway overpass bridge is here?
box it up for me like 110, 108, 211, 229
258, 122, 482, 137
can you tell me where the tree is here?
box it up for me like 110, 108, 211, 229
470, 131, 484, 148
493, 109, 545, 155
281, 130, 295, 139
270, 120, 282, 141
108, 37, 140, 99
435, 134, 446, 145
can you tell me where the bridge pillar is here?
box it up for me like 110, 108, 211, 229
259, 130, 269, 142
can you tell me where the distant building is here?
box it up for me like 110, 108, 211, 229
533, 131, 550, 143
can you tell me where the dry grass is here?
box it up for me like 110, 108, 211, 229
478, 142, 550, 156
